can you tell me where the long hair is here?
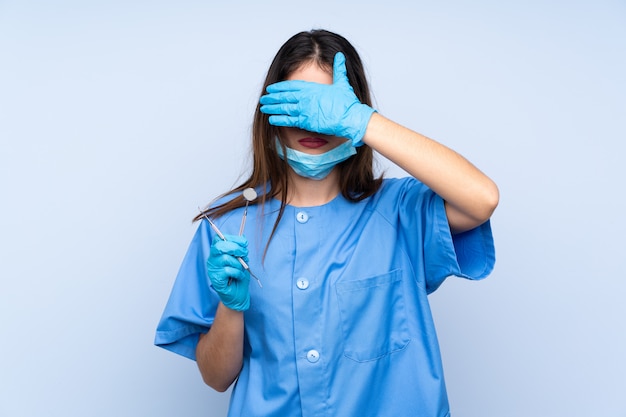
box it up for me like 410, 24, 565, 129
195, 29, 383, 249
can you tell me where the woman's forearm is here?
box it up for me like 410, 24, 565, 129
196, 302, 245, 392
363, 113, 499, 232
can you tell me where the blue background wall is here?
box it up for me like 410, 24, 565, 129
1, 1, 625, 415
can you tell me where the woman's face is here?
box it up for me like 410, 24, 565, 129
279, 62, 350, 155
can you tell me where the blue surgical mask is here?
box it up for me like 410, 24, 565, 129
276, 138, 357, 180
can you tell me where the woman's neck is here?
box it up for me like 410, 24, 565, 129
286, 169, 341, 207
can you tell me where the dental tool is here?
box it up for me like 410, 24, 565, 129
198, 208, 262, 288
239, 188, 257, 236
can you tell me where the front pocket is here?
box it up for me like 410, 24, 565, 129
335, 270, 411, 362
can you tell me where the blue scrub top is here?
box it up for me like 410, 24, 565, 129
155, 177, 495, 417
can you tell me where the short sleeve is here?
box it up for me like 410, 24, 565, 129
423, 192, 495, 293
154, 220, 221, 360
383, 177, 495, 294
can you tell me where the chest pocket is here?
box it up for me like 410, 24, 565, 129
335, 269, 411, 362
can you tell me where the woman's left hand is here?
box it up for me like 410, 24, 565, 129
259, 52, 375, 147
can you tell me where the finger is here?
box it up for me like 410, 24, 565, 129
268, 115, 299, 128
260, 103, 300, 116
333, 52, 348, 85
260, 91, 301, 105
213, 240, 248, 258
222, 234, 248, 246
265, 79, 313, 93
222, 266, 250, 282
222, 252, 249, 267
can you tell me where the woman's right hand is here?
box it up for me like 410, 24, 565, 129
207, 235, 251, 311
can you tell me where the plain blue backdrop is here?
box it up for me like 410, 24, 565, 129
1, 1, 625, 416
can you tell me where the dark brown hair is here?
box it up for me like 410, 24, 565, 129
195, 29, 383, 249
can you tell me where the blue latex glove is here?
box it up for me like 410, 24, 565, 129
206, 234, 251, 311
259, 52, 375, 147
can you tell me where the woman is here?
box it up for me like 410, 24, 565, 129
156, 29, 498, 417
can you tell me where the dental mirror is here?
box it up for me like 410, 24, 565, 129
239, 188, 257, 236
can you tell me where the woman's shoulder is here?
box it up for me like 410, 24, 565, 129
376, 176, 428, 199
209, 192, 239, 208
209, 184, 268, 208
364, 176, 434, 217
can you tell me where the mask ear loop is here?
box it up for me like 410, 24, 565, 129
274, 135, 287, 158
